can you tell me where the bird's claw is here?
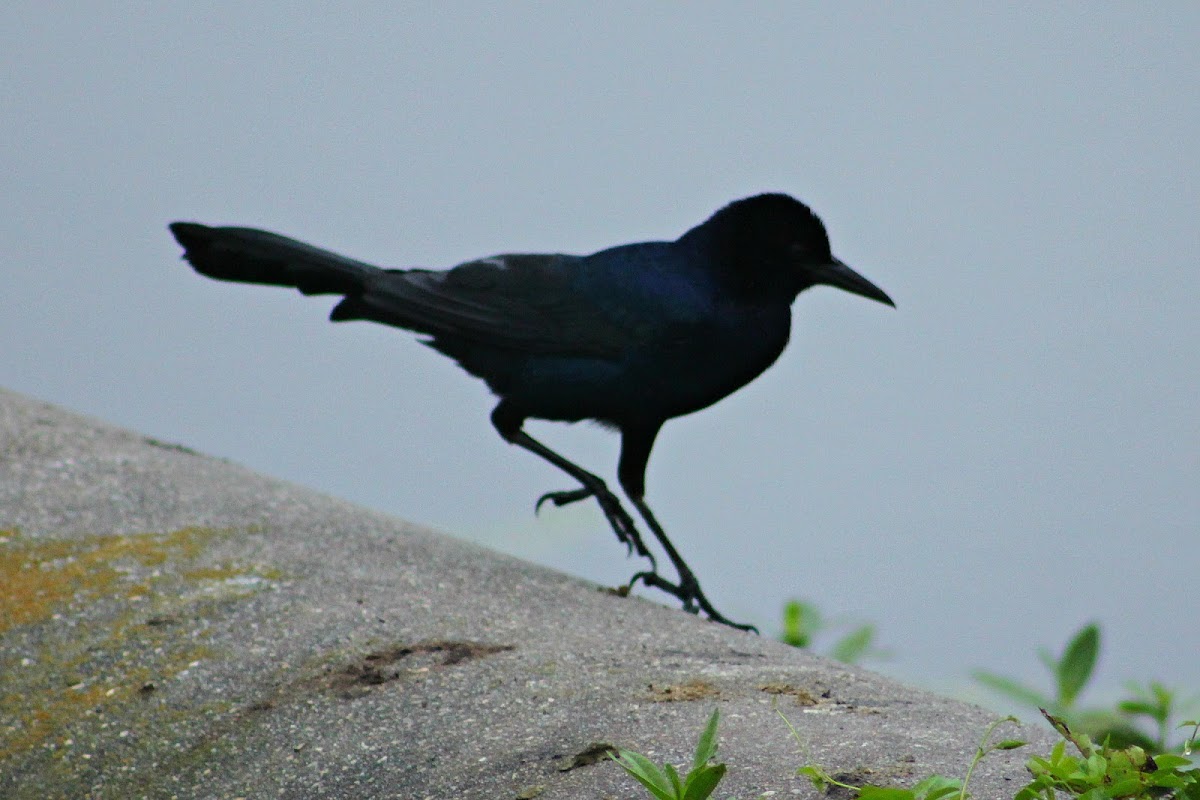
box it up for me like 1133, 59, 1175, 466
535, 487, 593, 514
596, 493, 655, 565
629, 571, 757, 633
535, 484, 657, 569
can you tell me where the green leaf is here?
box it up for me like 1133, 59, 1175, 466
781, 600, 819, 648
1117, 700, 1159, 716
910, 774, 962, 800
1056, 623, 1100, 707
797, 765, 833, 791
1149, 772, 1192, 790
920, 786, 962, 800
664, 762, 684, 798
1106, 776, 1145, 796
831, 625, 876, 664
972, 670, 1050, 710
692, 709, 720, 770
995, 739, 1028, 751
614, 750, 675, 800
859, 787, 916, 800
1048, 738, 1067, 762
1090, 723, 1158, 751
1083, 752, 1108, 779
682, 764, 726, 800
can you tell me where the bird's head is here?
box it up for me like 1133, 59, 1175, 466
695, 193, 894, 307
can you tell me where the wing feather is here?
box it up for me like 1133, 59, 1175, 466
330, 254, 634, 358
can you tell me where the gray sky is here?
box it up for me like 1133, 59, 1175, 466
3, 4, 1197, 701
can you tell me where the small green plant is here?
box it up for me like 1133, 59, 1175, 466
617, 616, 1195, 800
973, 622, 1101, 715
793, 708, 1200, 800
973, 623, 1198, 752
1115, 681, 1198, 753
1015, 709, 1200, 800
780, 599, 887, 664
615, 708, 727, 800
790, 713, 1025, 800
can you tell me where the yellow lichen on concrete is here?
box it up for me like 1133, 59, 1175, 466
0, 527, 280, 770
0, 526, 214, 634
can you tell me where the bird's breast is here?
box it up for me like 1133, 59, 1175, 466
626, 302, 793, 419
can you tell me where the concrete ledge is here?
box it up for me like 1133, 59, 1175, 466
0, 387, 1053, 798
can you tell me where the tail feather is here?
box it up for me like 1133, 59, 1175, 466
169, 222, 378, 296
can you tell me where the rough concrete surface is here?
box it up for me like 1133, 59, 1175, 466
0, 387, 1054, 799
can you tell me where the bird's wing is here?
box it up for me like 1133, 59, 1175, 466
329, 253, 639, 358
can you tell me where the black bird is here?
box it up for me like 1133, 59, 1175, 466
169, 193, 893, 630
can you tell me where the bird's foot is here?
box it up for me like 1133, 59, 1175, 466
535, 487, 592, 511
535, 485, 657, 571
630, 571, 758, 633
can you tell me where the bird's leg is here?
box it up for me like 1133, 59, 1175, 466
512, 432, 656, 566
615, 422, 756, 632
627, 497, 758, 633
491, 405, 656, 568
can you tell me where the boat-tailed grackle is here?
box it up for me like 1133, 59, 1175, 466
170, 193, 894, 631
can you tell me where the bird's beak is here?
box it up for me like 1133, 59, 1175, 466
816, 258, 895, 307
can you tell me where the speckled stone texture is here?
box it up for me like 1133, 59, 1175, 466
0, 387, 1053, 799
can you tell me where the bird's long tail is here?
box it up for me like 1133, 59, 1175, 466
168, 222, 379, 296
